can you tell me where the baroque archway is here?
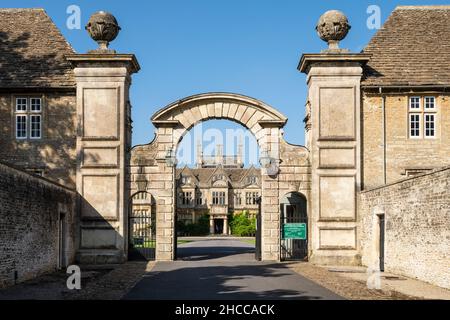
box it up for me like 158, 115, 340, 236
130, 93, 310, 261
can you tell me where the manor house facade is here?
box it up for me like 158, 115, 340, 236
175, 144, 261, 235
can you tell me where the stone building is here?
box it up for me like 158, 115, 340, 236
360, 6, 450, 190
0, 9, 77, 188
0, 6, 448, 289
175, 144, 261, 235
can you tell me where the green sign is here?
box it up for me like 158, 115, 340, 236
282, 223, 306, 240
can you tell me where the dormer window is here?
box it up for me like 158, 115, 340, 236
248, 176, 257, 184
212, 174, 224, 183
181, 176, 190, 184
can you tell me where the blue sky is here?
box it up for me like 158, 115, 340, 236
4, 0, 448, 166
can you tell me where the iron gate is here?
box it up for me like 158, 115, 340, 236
255, 196, 262, 261
280, 193, 308, 261
129, 209, 156, 260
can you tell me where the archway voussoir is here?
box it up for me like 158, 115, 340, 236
214, 102, 223, 118
241, 107, 257, 126
207, 103, 215, 118
228, 103, 239, 118
234, 104, 247, 122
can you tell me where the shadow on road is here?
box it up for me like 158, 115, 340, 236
177, 245, 255, 261
124, 262, 341, 300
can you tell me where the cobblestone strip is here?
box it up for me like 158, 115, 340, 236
288, 262, 418, 300
64, 261, 155, 300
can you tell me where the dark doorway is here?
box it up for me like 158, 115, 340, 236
379, 215, 385, 272
58, 212, 66, 269
280, 192, 308, 261
214, 219, 224, 234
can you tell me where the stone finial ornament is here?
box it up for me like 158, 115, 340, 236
316, 10, 351, 52
85, 11, 121, 53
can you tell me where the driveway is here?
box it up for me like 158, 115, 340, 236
124, 238, 343, 300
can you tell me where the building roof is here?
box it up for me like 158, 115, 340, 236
362, 6, 450, 88
0, 8, 75, 89
176, 166, 261, 188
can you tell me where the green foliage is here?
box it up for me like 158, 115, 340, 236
176, 214, 210, 236
229, 211, 256, 237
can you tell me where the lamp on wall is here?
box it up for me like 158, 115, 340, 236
260, 149, 279, 176
259, 149, 274, 168
165, 148, 177, 167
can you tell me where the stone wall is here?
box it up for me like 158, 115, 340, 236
362, 93, 450, 190
0, 162, 76, 288
359, 167, 450, 289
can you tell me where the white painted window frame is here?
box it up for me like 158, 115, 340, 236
14, 96, 43, 140
409, 113, 421, 139
409, 96, 421, 110
424, 96, 436, 111
15, 114, 27, 139
30, 97, 42, 112
424, 113, 436, 139
15, 97, 27, 112
30, 114, 42, 139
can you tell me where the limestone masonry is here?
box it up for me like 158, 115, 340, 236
0, 6, 448, 289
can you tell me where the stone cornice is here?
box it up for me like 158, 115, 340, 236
66, 53, 140, 74
298, 53, 371, 74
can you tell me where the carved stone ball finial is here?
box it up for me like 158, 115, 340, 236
316, 10, 351, 51
85, 11, 121, 53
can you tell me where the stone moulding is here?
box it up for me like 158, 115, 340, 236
151, 92, 288, 129
298, 54, 371, 74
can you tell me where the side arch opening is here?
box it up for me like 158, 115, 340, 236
280, 192, 308, 261
128, 191, 156, 260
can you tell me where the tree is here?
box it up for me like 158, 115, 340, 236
229, 211, 256, 236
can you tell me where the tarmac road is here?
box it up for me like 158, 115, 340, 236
124, 238, 343, 300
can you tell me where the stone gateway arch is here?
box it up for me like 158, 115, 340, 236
72, 10, 364, 266
130, 93, 311, 261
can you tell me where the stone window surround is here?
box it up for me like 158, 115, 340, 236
179, 191, 193, 206
13, 95, 44, 140
212, 191, 226, 205
245, 191, 260, 205
408, 96, 437, 139
195, 191, 203, 205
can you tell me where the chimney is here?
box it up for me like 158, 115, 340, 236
196, 139, 203, 168
216, 144, 223, 165
237, 136, 243, 167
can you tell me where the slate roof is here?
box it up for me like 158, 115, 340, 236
0, 8, 75, 89
362, 6, 450, 87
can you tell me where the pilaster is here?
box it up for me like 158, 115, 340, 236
299, 53, 370, 265
67, 54, 139, 264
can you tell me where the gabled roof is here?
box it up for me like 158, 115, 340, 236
362, 6, 450, 88
175, 166, 261, 188
176, 166, 199, 187
237, 165, 260, 186
205, 165, 231, 186
0, 8, 75, 89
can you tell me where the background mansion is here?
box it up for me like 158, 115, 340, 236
175, 143, 261, 235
